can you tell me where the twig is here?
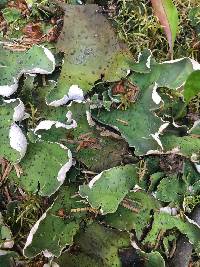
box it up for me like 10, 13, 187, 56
82, 170, 98, 175
154, 229, 164, 250
14, 164, 23, 178
121, 198, 140, 213
0, 162, 13, 186
4, 186, 12, 202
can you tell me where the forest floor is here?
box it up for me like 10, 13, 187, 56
0, 0, 200, 266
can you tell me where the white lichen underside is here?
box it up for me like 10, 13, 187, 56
9, 123, 27, 160
0, 46, 55, 97
47, 85, 84, 107
57, 148, 73, 183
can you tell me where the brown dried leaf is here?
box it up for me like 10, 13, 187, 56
151, 0, 179, 56
47, 26, 60, 42
76, 136, 101, 152
8, 0, 29, 16
22, 23, 43, 39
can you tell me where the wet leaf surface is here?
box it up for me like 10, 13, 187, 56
144, 211, 200, 253
46, 4, 133, 105
93, 83, 163, 155
0, 44, 55, 97
79, 164, 138, 214
11, 141, 72, 196
104, 190, 160, 239
0, 2, 200, 266
24, 186, 87, 258
0, 99, 27, 163
56, 222, 131, 267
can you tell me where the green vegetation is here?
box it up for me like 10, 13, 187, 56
114, 0, 200, 60
0, 0, 200, 266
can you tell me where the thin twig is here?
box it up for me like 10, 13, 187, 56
4, 186, 12, 202
0, 162, 13, 186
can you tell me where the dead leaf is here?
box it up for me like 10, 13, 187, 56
112, 81, 126, 95
151, 0, 179, 57
47, 26, 60, 42
0, 13, 7, 34
8, 0, 29, 16
76, 137, 101, 152
22, 23, 43, 40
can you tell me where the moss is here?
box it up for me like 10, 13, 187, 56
112, 0, 200, 61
